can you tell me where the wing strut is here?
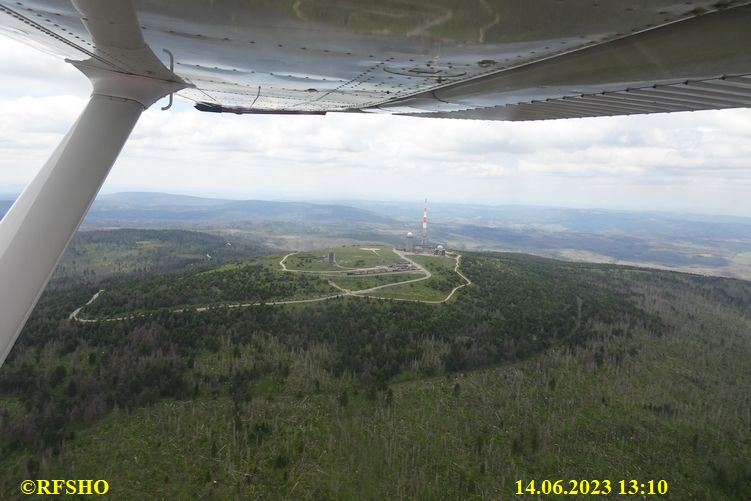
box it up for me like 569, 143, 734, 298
0, 69, 182, 368
0, 94, 143, 366
0, 0, 188, 368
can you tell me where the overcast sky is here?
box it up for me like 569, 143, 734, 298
2, 36, 751, 216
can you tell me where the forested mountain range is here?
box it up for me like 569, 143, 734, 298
1, 242, 749, 499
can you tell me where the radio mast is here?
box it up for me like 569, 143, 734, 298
421, 199, 428, 247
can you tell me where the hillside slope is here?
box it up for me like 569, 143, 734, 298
1, 254, 749, 499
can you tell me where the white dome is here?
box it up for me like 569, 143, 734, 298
436, 245, 444, 250
406, 232, 413, 237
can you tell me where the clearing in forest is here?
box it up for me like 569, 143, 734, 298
73, 245, 468, 320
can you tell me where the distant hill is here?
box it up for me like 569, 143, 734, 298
338, 199, 751, 238
87, 192, 396, 225
95, 192, 231, 208
0, 192, 396, 226
4, 193, 751, 279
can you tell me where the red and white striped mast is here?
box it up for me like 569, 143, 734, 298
421, 199, 428, 247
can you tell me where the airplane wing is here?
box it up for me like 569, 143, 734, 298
1, 0, 751, 367
0, 0, 750, 120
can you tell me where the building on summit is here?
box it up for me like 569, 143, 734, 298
405, 232, 414, 252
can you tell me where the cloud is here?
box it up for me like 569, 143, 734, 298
0, 36, 89, 98
1, 35, 751, 215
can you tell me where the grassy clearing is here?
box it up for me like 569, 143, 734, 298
365, 255, 465, 302
330, 272, 425, 292
198, 255, 282, 274
334, 246, 403, 268
365, 281, 451, 301
284, 245, 404, 271
409, 253, 456, 272
283, 252, 335, 271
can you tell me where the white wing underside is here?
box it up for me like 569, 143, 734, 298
1, 0, 751, 120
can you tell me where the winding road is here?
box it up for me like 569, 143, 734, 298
70, 249, 470, 322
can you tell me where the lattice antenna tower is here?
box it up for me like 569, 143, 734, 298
421, 199, 428, 247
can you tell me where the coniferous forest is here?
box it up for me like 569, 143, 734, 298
1, 231, 750, 499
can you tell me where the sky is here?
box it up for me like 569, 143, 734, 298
2, 36, 751, 216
